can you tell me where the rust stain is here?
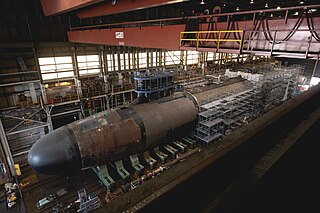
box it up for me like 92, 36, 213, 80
71, 115, 141, 166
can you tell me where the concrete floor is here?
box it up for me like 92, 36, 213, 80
139, 118, 320, 213
228, 118, 320, 213
21, 169, 105, 213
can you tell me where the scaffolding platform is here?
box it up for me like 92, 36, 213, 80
198, 133, 223, 146
199, 118, 224, 128
134, 69, 175, 97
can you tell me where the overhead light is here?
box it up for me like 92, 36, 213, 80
111, 0, 116, 5
308, 8, 317, 13
250, 0, 254, 4
276, 6, 281, 10
223, 4, 226, 7
293, 11, 299, 15
265, 3, 269, 8
300, 1, 304, 4
270, 13, 273, 17
236, 6, 240, 11
200, 0, 206, 4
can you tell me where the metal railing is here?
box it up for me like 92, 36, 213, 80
180, 30, 244, 51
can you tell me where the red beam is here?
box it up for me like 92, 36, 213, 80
67, 17, 320, 53
40, 0, 103, 16
77, 0, 188, 19
68, 25, 185, 50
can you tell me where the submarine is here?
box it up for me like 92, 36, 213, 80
28, 78, 252, 176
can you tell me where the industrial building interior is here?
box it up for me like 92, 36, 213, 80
0, 0, 320, 212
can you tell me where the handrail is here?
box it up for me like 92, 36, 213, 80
180, 30, 244, 51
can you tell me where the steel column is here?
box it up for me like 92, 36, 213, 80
0, 119, 16, 177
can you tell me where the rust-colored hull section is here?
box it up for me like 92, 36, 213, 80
69, 110, 142, 167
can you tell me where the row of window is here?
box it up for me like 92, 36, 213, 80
38, 51, 242, 81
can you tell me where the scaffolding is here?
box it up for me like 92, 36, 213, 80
0, 107, 52, 178
175, 76, 207, 90
195, 88, 257, 146
134, 68, 176, 98
77, 189, 101, 213
195, 64, 303, 146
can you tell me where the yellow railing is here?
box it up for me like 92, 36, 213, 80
180, 30, 244, 50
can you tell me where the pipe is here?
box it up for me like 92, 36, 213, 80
0, 80, 40, 87
0, 119, 16, 177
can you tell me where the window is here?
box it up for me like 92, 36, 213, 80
166, 51, 181, 66
124, 53, 130, 70
130, 52, 136, 69
152, 51, 158, 67
114, 54, 119, 71
215, 53, 220, 64
207, 52, 215, 61
119, 53, 130, 71
139, 52, 147, 68
106, 54, 114, 72
77, 55, 100, 76
186, 51, 199, 65
39, 56, 74, 81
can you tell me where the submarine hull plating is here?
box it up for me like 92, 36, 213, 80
28, 79, 252, 176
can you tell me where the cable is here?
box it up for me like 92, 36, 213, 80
231, 19, 243, 44
262, 11, 304, 44
306, 10, 320, 42
199, 16, 214, 46
220, 16, 233, 44
247, 14, 263, 43
183, 18, 200, 46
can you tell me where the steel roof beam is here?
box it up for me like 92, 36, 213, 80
68, 16, 320, 57
40, 0, 104, 16
77, 0, 189, 19
68, 25, 184, 50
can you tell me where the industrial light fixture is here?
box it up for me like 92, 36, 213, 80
200, 0, 206, 5
300, 1, 304, 4
236, 6, 240, 11
111, 0, 116, 5
308, 8, 317, 13
265, 3, 269, 8
250, 0, 254, 4
276, 6, 281, 10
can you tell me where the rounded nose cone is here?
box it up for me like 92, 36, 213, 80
28, 126, 82, 176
